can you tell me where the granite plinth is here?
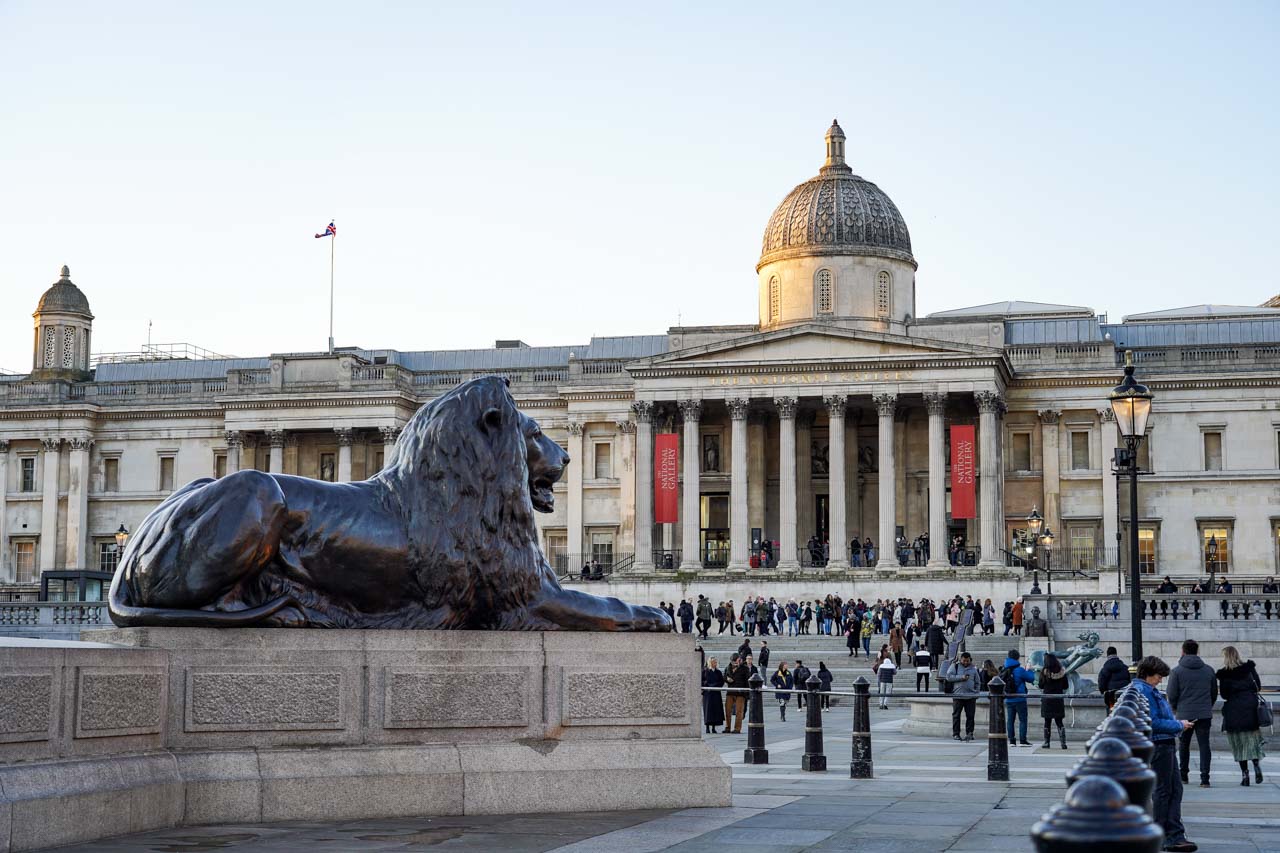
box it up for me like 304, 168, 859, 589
0, 630, 730, 852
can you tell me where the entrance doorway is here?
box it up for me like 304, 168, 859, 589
700, 494, 729, 568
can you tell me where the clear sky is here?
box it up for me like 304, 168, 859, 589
2, 1, 1277, 372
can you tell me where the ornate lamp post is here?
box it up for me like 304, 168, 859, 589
1109, 351, 1153, 661
1041, 527, 1055, 595
1206, 535, 1219, 592
114, 524, 129, 550
1026, 508, 1043, 595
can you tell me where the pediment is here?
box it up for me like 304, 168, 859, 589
639, 325, 997, 369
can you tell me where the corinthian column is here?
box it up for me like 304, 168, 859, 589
679, 400, 702, 571
267, 430, 286, 474
66, 437, 93, 568
631, 401, 655, 572
566, 422, 584, 565
825, 394, 849, 570
40, 437, 61, 571
924, 392, 949, 568
975, 390, 1005, 568
727, 398, 750, 573
224, 431, 243, 474
775, 397, 799, 571
0, 441, 9, 580
873, 394, 897, 570
335, 428, 354, 482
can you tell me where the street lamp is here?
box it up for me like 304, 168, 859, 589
1041, 527, 1055, 596
114, 524, 129, 551
1206, 535, 1219, 590
1109, 350, 1153, 661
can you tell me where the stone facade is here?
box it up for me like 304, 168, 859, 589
4, 125, 1280, 595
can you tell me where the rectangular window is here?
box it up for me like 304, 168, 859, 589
1010, 432, 1031, 471
319, 452, 336, 482
97, 540, 121, 573
1137, 528, 1156, 574
374, 451, 384, 472
20, 457, 36, 492
1136, 433, 1152, 471
1067, 525, 1096, 571
159, 456, 175, 492
590, 531, 614, 567
214, 454, 227, 480
1070, 431, 1090, 470
13, 540, 36, 584
1201, 526, 1230, 573
545, 532, 568, 573
593, 443, 612, 479
104, 457, 120, 492
1203, 432, 1222, 471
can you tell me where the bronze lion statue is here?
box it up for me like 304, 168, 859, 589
109, 376, 671, 631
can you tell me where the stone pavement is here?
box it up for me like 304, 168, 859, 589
46, 707, 1279, 852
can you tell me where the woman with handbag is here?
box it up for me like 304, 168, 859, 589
1216, 645, 1266, 786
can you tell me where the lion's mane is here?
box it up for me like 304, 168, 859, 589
378, 376, 548, 627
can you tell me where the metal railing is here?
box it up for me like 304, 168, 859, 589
1043, 592, 1280, 621
552, 553, 633, 580
0, 602, 108, 628
651, 550, 682, 571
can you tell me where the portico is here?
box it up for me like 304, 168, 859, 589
625, 324, 1010, 575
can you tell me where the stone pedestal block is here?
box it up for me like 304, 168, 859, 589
0, 631, 730, 852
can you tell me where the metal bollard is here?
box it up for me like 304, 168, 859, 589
850, 676, 873, 779
1087, 715, 1155, 765
1030, 775, 1163, 852
1109, 703, 1154, 741
1068, 736, 1156, 814
801, 674, 826, 771
744, 671, 768, 765
987, 676, 1009, 781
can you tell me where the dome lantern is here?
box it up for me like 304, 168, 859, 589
31, 264, 94, 379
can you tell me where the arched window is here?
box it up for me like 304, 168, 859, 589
43, 326, 55, 368
769, 276, 780, 323
815, 269, 833, 315
875, 270, 891, 319
62, 327, 76, 368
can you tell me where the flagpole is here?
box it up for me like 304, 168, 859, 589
328, 227, 335, 354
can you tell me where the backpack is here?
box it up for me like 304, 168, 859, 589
1000, 665, 1020, 692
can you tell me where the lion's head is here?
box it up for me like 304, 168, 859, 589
377, 376, 563, 623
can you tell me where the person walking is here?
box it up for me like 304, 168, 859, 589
1133, 656, 1198, 853
742, 599, 756, 637
725, 600, 737, 635
1168, 639, 1217, 788
1011, 599, 1024, 635
724, 655, 750, 734
792, 660, 811, 710
1038, 653, 1069, 749
860, 615, 874, 657
677, 599, 694, 634
770, 662, 793, 722
695, 595, 713, 639
1000, 650, 1035, 746
1097, 646, 1132, 712
944, 651, 981, 741
702, 657, 726, 734
1002, 601, 1014, 635
889, 623, 905, 667
1216, 646, 1265, 786
873, 645, 897, 709
817, 661, 833, 710
914, 644, 932, 692
925, 619, 946, 671
846, 620, 860, 657
715, 601, 727, 635
982, 599, 995, 635
758, 641, 770, 673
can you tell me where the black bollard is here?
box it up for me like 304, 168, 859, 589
1068, 737, 1156, 813
744, 671, 769, 765
801, 674, 826, 771
850, 676, 873, 779
987, 676, 1009, 781
1030, 775, 1164, 853
1110, 703, 1154, 741
1087, 715, 1155, 765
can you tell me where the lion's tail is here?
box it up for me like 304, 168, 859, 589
107, 569, 301, 628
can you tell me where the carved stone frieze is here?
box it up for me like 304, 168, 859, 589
1038, 409, 1062, 424
616, 420, 637, 435
40, 437, 62, 452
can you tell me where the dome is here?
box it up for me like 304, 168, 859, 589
35, 265, 93, 318
759, 121, 913, 269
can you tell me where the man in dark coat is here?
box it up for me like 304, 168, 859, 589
792, 660, 812, 709
1168, 639, 1217, 787
925, 621, 946, 671
677, 599, 694, 634
1097, 646, 1132, 711
724, 655, 750, 734
758, 641, 770, 673
738, 638, 752, 662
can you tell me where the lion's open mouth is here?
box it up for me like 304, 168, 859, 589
530, 469, 561, 513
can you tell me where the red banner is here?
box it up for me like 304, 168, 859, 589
654, 433, 679, 524
950, 425, 976, 520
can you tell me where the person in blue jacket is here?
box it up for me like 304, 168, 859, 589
1000, 649, 1036, 746
1134, 656, 1198, 853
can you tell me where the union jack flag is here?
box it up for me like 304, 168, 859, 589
314, 221, 336, 239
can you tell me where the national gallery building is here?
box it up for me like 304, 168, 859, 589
4, 121, 1280, 597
